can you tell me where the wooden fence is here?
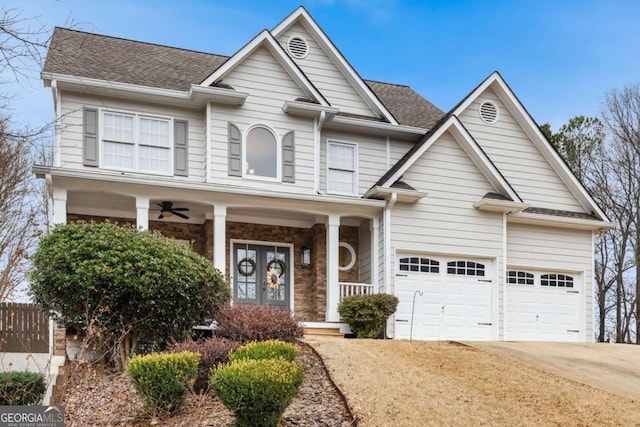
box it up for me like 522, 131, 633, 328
0, 302, 49, 353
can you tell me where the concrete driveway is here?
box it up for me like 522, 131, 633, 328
467, 341, 640, 400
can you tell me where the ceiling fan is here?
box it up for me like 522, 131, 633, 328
157, 201, 189, 220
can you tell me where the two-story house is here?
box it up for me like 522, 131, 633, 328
36, 6, 613, 342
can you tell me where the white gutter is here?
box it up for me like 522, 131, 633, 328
328, 115, 427, 137
508, 211, 616, 231
383, 192, 398, 294
51, 79, 61, 167
206, 102, 212, 183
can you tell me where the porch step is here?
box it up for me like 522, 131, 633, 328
303, 326, 344, 337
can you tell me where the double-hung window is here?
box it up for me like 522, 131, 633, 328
102, 111, 172, 175
328, 141, 357, 195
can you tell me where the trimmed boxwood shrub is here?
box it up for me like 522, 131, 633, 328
215, 304, 303, 343
212, 358, 303, 427
229, 340, 297, 363
338, 293, 399, 338
169, 337, 240, 393
0, 372, 46, 405
127, 351, 199, 418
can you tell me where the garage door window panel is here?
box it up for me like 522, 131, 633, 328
447, 261, 485, 277
541, 273, 574, 288
507, 271, 534, 285
399, 257, 439, 273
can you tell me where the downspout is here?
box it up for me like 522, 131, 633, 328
205, 102, 212, 183
383, 192, 397, 338
314, 111, 326, 194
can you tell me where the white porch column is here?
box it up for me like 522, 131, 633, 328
213, 204, 227, 274
52, 188, 67, 225
135, 197, 150, 230
370, 217, 380, 292
326, 214, 340, 322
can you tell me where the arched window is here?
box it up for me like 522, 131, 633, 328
245, 126, 278, 179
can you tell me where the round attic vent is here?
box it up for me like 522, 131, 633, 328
479, 101, 499, 124
287, 36, 309, 59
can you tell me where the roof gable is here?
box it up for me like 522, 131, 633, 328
271, 6, 398, 124
200, 30, 328, 106
452, 71, 609, 222
377, 115, 522, 202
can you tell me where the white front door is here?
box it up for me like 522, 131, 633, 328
395, 255, 493, 340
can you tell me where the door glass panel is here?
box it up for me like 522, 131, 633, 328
236, 247, 257, 301
266, 249, 287, 303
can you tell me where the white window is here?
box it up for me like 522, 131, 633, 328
245, 126, 279, 180
328, 142, 357, 195
101, 111, 172, 174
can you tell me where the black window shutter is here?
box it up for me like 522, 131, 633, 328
174, 119, 188, 176
282, 131, 295, 183
83, 108, 99, 167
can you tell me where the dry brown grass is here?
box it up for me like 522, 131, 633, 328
305, 337, 640, 427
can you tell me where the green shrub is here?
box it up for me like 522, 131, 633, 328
169, 337, 241, 393
30, 221, 230, 369
212, 358, 303, 427
229, 340, 297, 363
0, 372, 46, 405
337, 293, 399, 338
215, 304, 303, 343
127, 351, 199, 418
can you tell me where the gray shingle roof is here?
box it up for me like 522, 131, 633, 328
43, 28, 443, 128
523, 207, 598, 220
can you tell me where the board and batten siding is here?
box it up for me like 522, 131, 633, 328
388, 132, 505, 337
58, 91, 207, 181
277, 23, 375, 118
507, 222, 594, 341
209, 46, 315, 194
459, 88, 585, 212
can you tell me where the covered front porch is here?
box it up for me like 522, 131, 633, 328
49, 176, 383, 326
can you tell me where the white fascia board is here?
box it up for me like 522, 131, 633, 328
200, 30, 328, 106
41, 72, 249, 107
508, 211, 616, 231
271, 7, 398, 125
452, 72, 610, 223
327, 115, 426, 138
282, 100, 339, 119
33, 165, 386, 209
473, 198, 529, 213
381, 116, 521, 202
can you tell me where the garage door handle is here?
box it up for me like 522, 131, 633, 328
396, 274, 408, 277
567, 329, 580, 333
566, 290, 579, 294
477, 322, 492, 326
396, 319, 409, 322
477, 279, 492, 283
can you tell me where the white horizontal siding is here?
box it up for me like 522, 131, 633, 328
209, 46, 315, 193
459, 88, 585, 212
277, 23, 376, 118
507, 222, 594, 341
58, 92, 206, 182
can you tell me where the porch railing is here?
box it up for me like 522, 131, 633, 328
339, 282, 374, 302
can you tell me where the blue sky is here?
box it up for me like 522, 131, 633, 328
5, 0, 640, 131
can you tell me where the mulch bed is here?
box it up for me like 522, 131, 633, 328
56, 342, 356, 426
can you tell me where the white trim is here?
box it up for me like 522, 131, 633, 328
242, 123, 282, 182
326, 214, 340, 322
370, 217, 380, 293
381, 116, 522, 203
452, 71, 610, 223
206, 102, 212, 183
313, 116, 320, 193
51, 80, 62, 168
229, 239, 295, 313
271, 7, 398, 124
282, 100, 339, 118
508, 211, 616, 231
338, 242, 356, 271
506, 263, 585, 275
327, 115, 425, 137
326, 140, 359, 196
200, 30, 328, 106
502, 212, 507, 341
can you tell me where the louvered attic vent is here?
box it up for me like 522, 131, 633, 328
288, 36, 308, 59
479, 101, 499, 124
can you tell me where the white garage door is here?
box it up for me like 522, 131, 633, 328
506, 270, 582, 342
395, 255, 493, 340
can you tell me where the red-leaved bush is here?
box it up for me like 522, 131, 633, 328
214, 304, 303, 343
168, 337, 241, 392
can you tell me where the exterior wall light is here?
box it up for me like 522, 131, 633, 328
301, 246, 311, 267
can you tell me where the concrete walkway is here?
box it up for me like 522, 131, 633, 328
467, 341, 640, 400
